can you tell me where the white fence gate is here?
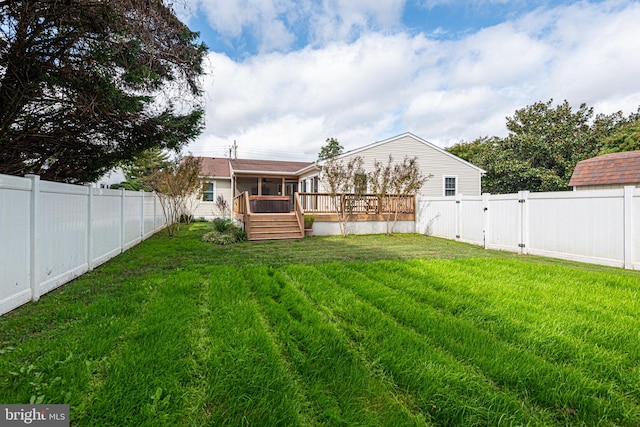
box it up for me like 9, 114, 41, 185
1, 173, 166, 316
417, 187, 639, 270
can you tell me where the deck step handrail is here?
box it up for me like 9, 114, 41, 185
293, 192, 304, 231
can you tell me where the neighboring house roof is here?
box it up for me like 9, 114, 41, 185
230, 159, 314, 175
569, 151, 640, 186
328, 132, 487, 174
199, 157, 232, 178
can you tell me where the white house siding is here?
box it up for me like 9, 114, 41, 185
574, 184, 640, 191
298, 169, 321, 192
192, 178, 233, 219
335, 134, 483, 197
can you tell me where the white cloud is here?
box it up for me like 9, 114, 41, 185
186, 0, 640, 160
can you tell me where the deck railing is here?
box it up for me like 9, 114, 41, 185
299, 193, 415, 215
234, 191, 249, 215
293, 192, 304, 231
235, 192, 416, 218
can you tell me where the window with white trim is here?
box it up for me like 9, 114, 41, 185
443, 176, 457, 196
202, 182, 216, 202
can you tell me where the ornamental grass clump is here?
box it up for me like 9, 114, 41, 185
202, 218, 247, 245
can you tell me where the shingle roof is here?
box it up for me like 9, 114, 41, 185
229, 159, 314, 174
569, 151, 640, 186
197, 157, 315, 177
199, 157, 231, 178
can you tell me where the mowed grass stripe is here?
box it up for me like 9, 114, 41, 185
283, 264, 555, 426
321, 261, 640, 425
0, 272, 157, 410
73, 271, 203, 426
244, 266, 425, 426
2, 226, 640, 426
201, 265, 304, 426
373, 258, 640, 394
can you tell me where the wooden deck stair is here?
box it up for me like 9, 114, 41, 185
246, 213, 304, 241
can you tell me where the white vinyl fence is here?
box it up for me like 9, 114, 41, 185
417, 187, 639, 270
1, 173, 166, 316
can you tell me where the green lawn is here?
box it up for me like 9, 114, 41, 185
1, 223, 640, 426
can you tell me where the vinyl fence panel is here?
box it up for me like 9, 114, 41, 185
527, 190, 624, 267
485, 193, 522, 253
458, 195, 484, 245
0, 175, 32, 314
37, 181, 90, 296
632, 187, 640, 270
1, 173, 166, 316
143, 193, 157, 238
417, 186, 639, 270
92, 188, 125, 267
416, 197, 457, 238
123, 191, 143, 250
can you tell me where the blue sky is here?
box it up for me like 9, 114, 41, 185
174, 0, 640, 161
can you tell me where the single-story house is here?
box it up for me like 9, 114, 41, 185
569, 150, 640, 191
193, 132, 485, 220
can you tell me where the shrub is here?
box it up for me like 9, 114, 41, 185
203, 219, 247, 245
212, 218, 234, 233
304, 213, 316, 229
232, 227, 247, 242
202, 231, 237, 245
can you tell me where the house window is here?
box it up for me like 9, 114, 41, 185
354, 173, 367, 193
202, 182, 216, 202
444, 176, 457, 196
312, 176, 319, 192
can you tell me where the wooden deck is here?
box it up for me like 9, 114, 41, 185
233, 192, 416, 241
234, 192, 304, 241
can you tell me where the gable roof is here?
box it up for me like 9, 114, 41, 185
569, 151, 640, 187
195, 132, 485, 178
328, 132, 486, 174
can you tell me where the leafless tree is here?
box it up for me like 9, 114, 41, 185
320, 156, 365, 237
145, 155, 202, 236
370, 155, 431, 235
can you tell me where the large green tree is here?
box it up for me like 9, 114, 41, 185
447, 100, 638, 193
317, 137, 344, 161
598, 116, 640, 154
0, 0, 206, 183
111, 147, 171, 191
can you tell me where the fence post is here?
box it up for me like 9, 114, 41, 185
455, 193, 463, 239
482, 193, 491, 249
86, 184, 94, 271
518, 190, 530, 255
140, 190, 145, 239
120, 188, 126, 253
25, 174, 40, 302
624, 186, 634, 270
153, 191, 157, 231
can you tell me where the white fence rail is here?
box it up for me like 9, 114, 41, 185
417, 187, 639, 270
1, 173, 166, 316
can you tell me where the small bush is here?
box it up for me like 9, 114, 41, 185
232, 227, 247, 242
202, 231, 237, 245
203, 220, 247, 245
304, 213, 316, 229
212, 218, 234, 233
